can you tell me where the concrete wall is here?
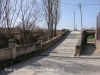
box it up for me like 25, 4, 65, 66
0, 42, 40, 63
82, 30, 85, 45
75, 31, 82, 56
42, 35, 63, 51
42, 30, 69, 51
16, 43, 40, 57
96, 40, 100, 51
77, 30, 95, 56
56, 30, 63, 35
0, 48, 12, 62
97, 12, 100, 41
75, 36, 82, 56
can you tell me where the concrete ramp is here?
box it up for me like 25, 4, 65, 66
41, 31, 82, 57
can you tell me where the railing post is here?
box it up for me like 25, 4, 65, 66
8, 39, 16, 59
38, 38, 43, 49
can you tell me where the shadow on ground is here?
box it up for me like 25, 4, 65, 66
1, 56, 100, 75
80, 43, 97, 56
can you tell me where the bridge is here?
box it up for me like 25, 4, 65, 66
0, 30, 100, 75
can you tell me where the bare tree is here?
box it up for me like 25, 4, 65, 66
18, 0, 42, 45
42, 0, 60, 39
2, 0, 11, 34
0, 0, 43, 45
42, 0, 53, 39
0, 0, 20, 35
53, 0, 60, 36
0, 0, 3, 22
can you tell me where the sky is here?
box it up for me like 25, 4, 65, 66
56, 0, 100, 30
1, 0, 100, 30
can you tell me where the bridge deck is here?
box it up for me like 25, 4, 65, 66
41, 31, 82, 57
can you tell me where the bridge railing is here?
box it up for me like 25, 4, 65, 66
42, 29, 69, 51
75, 31, 83, 56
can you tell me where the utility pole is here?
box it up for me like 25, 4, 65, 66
78, 3, 83, 30
76, 25, 77, 30
74, 11, 75, 30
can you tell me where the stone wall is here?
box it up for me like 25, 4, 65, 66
0, 48, 12, 62
96, 40, 100, 51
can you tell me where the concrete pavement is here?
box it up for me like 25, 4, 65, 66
0, 56, 100, 75
41, 31, 82, 57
